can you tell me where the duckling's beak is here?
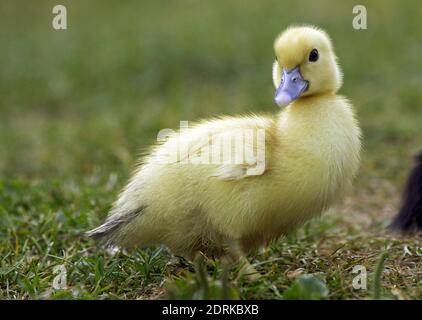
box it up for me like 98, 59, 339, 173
274, 66, 309, 107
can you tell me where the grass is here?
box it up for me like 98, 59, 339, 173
0, 0, 421, 299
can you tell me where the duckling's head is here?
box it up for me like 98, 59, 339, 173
273, 25, 343, 107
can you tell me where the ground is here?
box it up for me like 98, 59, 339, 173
0, 0, 421, 299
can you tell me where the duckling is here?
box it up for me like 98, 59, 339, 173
87, 25, 361, 263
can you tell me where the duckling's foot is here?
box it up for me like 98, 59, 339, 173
237, 258, 261, 281
224, 241, 261, 281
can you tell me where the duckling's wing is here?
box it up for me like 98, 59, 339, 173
212, 164, 263, 180
211, 130, 267, 180
177, 116, 270, 180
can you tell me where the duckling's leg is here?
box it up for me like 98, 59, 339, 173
224, 240, 261, 281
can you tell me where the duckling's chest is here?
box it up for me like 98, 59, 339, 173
275, 103, 361, 202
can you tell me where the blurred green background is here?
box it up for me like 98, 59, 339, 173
0, 0, 421, 299
1, 0, 421, 182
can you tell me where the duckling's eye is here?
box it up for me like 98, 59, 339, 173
309, 49, 319, 62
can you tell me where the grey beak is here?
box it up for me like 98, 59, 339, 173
274, 66, 309, 107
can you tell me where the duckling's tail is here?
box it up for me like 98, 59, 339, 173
389, 151, 422, 232
86, 206, 145, 247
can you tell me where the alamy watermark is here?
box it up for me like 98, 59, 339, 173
52, 4, 367, 31
52, 5, 67, 30
156, 121, 266, 176
403, 245, 422, 256
353, 5, 368, 30
52, 264, 67, 290
352, 265, 367, 290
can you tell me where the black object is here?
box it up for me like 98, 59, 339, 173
390, 152, 422, 231
309, 48, 319, 62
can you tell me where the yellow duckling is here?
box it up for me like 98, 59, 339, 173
88, 25, 361, 263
